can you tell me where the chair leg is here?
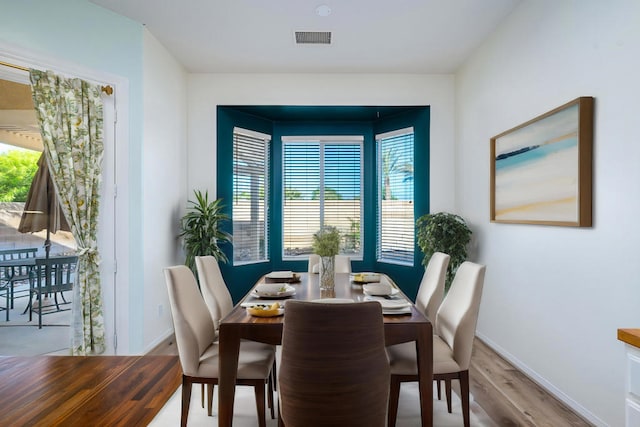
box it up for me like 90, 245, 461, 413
267, 376, 275, 419
460, 370, 470, 427
207, 384, 214, 416
445, 379, 452, 413
272, 359, 277, 391
254, 382, 266, 427
278, 398, 285, 427
387, 376, 401, 427
3, 286, 8, 321
436, 379, 441, 399
38, 293, 43, 329
201, 383, 205, 408
181, 376, 192, 427
28, 292, 35, 322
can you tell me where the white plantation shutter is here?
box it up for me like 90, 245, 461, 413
377, 127, 414, 265
282, 136, 363, 259
233, 127, 270, 265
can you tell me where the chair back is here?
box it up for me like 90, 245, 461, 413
435, 261, 486, 371
415, 252, 450, 323
195, 255, 234, 329
33, 255, 77, 293
334, 254, 352, 273
164, 265, 216, 376
307, 254, 320, 274
1, 248, 38, 281
279, 300, 389, 426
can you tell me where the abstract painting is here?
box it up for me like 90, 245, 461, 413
490, 97, 594, 226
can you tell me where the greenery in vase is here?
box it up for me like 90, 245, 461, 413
312, 226, 341, 257
416, 212, 472, 292
180, 190, 232, 274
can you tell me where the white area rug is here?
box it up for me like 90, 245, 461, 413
150, 381, 489, 427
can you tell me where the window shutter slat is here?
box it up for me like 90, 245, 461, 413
377, 129, 415, 265
283, 139, 362, 259
233, 128, 270, 265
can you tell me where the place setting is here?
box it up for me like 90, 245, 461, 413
241, 278, 298, 317
360, 281, 412, 315
264, 270, 301, 283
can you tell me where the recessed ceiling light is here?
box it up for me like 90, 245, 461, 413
316, 5, 331, 17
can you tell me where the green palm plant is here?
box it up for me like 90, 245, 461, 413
416, 212, 472, 292
180, 190, 232, 273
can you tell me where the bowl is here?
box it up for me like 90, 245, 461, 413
254, 283, 296, 298
362, 282, 393, 296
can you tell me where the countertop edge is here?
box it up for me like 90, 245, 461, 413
618, 328, 640, 349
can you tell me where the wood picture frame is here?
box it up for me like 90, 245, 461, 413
490, 97, 594, 227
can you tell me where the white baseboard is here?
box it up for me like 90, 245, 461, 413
144, 328, 175, 354
475, 332, 608, 427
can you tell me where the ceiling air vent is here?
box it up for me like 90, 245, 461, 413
295, 31, 332, 45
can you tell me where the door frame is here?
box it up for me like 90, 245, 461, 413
0, 42, 131, 354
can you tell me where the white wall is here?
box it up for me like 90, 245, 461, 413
142, 30, 188, 352
187, 73, 456, 212
0, 0, 144, 354
456, 1, 640, 425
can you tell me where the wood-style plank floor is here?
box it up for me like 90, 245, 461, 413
469, 339, 592, 426
151, 335, 593, 426
0, 355, 181, 426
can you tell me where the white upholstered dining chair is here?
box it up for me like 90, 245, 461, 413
194, 255, 277, 417
386, 261, 486, 427
334, 254, 352, 273
307, 254, 320, 274
164, 265, 276, 427
415, 251, 450, 325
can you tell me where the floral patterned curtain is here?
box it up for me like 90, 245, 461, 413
29, 69, 105, 355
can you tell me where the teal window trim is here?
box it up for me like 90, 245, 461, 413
217, 106, 430, 302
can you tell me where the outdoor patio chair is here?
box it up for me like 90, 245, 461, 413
0, 248, 38, 321
28, 255, 77, 328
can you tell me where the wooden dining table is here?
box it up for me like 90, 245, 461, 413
218, 272, 433, 427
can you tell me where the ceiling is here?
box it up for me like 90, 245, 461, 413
89, 0, 521, 74
0, 79, 42, 152
1, 1, 522, 149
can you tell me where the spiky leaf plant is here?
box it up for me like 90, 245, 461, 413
180, 190, 232, 274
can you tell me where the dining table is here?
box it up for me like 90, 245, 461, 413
217, 271, 433, 427
0, 256, 38, 320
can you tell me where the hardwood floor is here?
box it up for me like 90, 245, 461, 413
0, 355, 181, 426
469, 339, 591, 426
150, 335, 593, 426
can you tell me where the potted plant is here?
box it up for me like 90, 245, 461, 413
312, 226, 341, 290
416, 212, 472, 292
180, 190, 232, 274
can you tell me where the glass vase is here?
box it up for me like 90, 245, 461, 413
319, 255, 335, 290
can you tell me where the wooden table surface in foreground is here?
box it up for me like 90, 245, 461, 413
0, 355, 181, 426
218, 272, 433, 427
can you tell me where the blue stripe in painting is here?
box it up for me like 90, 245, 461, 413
496, 137, 577, 171
496, 145, 540, 161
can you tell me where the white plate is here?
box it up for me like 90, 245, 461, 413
266, 271, 294, 279
364, 296, 410, 309
362, 286, 400, 297
251, 284, 296, 299
310, 298, 355, 304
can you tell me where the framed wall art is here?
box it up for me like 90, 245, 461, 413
490, 97, 594, 227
